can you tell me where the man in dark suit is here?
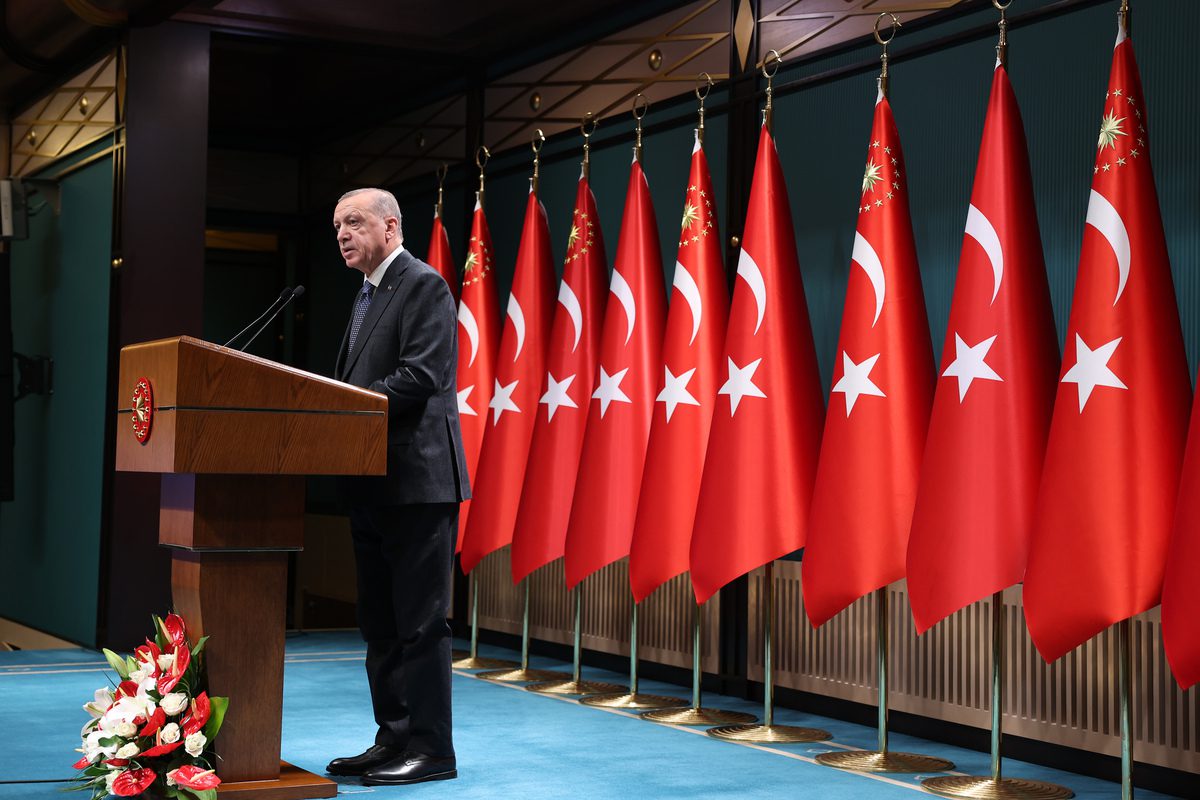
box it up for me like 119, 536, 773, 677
325, 187, 469, 786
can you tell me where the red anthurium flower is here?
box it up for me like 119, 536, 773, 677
72, 755, 90, 770
161, 614, 187, 649
134, 641, 161, 675
140, 707, 166, 738
155, 646, 189, 695
104, 758, 130, 768
115, 680, 139, 699
184, 692, 210, 734
139, 739, 184, 758
111, 767, 156, 797
168, 765, 221, 791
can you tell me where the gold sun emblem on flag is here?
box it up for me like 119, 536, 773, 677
464, 251, 479, 273
862, 159, 883, 194
567, 223, 580, 251
462, 234, 491, 286
1097, 111, 1126, 151
565, 210, 595, 264
681, 202, 699, 231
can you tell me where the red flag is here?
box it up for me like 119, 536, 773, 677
689, 124, 825, 605
1024, 20, 1191, 663
459, 189, 557, 574
906, 62, 1059, 634
426, 208, 459, 302
802, 90, 934, 627
454, 200, 502, 551
1164, 387, 1200, 689
564, 157, 667, 589
629, 134, 729, 604
509, 176, 608, 583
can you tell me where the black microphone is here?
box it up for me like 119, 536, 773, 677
222, 286, 292, 348
239, 285, 305, 353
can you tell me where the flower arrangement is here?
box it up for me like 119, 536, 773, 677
72, 613, 229, 799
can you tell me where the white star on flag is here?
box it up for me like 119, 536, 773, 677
489, 378, 520, 424
457, 385, 477, 416
656, 366, 699, 422
1062, 334, 1127, 411
719, 357, 766, 415
592, 366, 632, 417
540, 373, 577, 421
832, 351, 885, 415
943, 333, 1003, 402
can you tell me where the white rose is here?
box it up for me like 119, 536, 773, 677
156, 653, 175, 672
184, 731, 206, 758
128, 669, 147, 683
115, 742, 140, 759
104, 770, 119, 793
159, 723, 181, 744
166, 768, 178, 787
160, 693, 188, 716
114, 721, 137, 738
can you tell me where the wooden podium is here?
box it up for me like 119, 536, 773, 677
115, 336, 388, 799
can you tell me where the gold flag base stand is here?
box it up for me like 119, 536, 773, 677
817, 750, 953, 773
452, 654, 518, 670
525, 678, 624, 696
708, 723, 832, 743
580, 692, 688, 710
641, 706, 756, 725
921, 776, 1074, 800
478, 666, 571, 683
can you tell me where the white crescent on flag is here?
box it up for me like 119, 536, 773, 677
672, 262, 703, 346
736, 249, 766, 335
851, 231, 885, 327
1085, 189, 1131, 306
506, 295, 526, 362
610, 269, 636, 346
458, 302, 480, 367
558, 281, 583, 353
964, 204, 1004, 305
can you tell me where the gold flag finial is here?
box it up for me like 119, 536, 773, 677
762, 49, 780, 132
1119, 0, 1130, 35
632, 93, 649, 162
993, 0, 1011, 68
580, 112, 597, 180
531, 129, 545, 195
874, 13, 901, 97
695, 72, 713, 144
435, 163, 448, 219
475, 145, 489, 208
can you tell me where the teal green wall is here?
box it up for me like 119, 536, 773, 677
1, 140, 114, 645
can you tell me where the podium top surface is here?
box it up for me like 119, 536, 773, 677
115, 336, 387, 475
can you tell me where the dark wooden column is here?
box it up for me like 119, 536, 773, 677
101, 23, 210, 649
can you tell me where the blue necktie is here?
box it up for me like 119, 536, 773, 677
347, 283, 375, 354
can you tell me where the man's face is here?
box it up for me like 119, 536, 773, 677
333, 193, 396, 275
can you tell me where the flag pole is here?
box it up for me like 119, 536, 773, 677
815, 13, 953, 774
453, 146, 518, 673
922, 592, 1073, 799
642, 77, 754, 726
709, 561, 829, 742
707, 56, 829, 744
1119, 618, 1133, 800
581, 97, 691, 712
476, 132, 573, 686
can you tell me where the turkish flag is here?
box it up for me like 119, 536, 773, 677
1024, 21, 1191, 663
1164, 386, 1200, 689
510, 176, 608, 583
906, 63, 1059, 634
460, 189, 557, 574
689, 124, 825, 605
564, 157, 667, 589
454, 200, 502, 551
629, 134, 729, 604
426, 209, 459, 302
802, 90, 935, 627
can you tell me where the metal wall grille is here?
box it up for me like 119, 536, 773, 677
472, 549, 719, 672
749, 562, 1200, 772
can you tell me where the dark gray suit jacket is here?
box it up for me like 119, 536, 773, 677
336, 248, 470, 506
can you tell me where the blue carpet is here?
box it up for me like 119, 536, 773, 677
0, 632, 1183, 799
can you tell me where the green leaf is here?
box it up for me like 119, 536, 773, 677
202, 696, 229, 741
125, 656, 140, 676
191, 636, 209, 658
102, 648, 130, 680
187, 789, 218, 800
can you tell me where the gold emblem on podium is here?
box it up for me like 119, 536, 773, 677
132, 377, 153, 444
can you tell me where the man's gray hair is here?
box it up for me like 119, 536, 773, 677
339, 187, 403, 240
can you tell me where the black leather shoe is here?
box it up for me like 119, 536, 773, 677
362, 751, 458, 785
326, 744, 402, 776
